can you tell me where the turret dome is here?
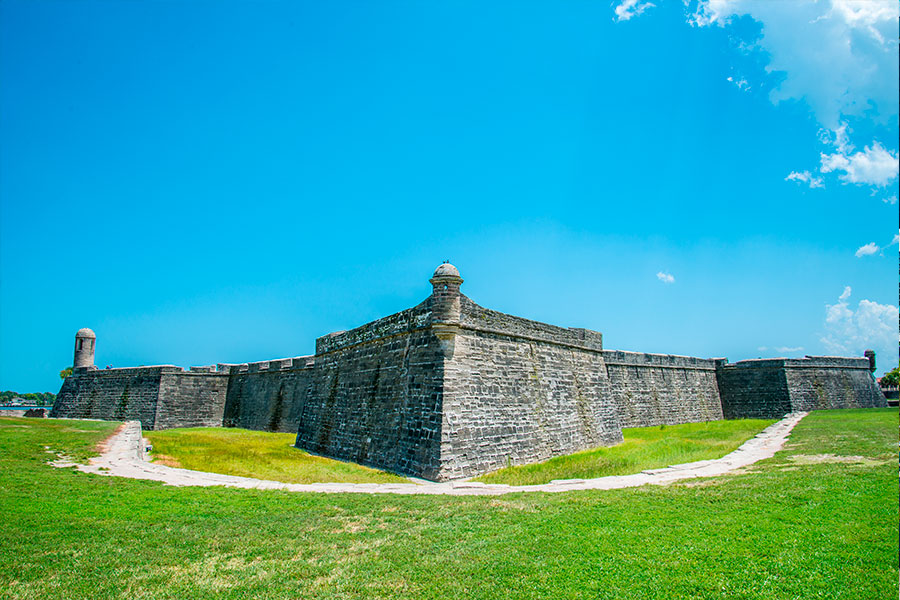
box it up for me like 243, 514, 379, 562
76, 328, 96, 338
432, 263, 460, 279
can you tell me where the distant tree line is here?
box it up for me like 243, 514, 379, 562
880, 366, 900, 387
0, 391, 56, 406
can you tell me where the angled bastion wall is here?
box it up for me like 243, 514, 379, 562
436, 296, 621, 480
294, 299, 446, 479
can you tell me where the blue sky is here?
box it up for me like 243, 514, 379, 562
1, 0, 897, 392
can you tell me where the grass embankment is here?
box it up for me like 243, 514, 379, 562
476, 418, 776, 485
1, 409, 897, 599
145, 427, 409, 484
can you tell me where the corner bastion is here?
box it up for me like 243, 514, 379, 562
50, 263, 886, 481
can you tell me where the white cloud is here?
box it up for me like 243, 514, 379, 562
614, 0, 656, 22
656, 271, 675, 284
820, 141, 899, 186
726, 75, 750, 91
892, 232, 899, 246
616, 1, 899, 190
830, 0, 899, 45
822, 286, 899, 369
688, 1, 899, 129
854, 242, 880, 257
785, 170, 824, 189
819, 122, 853, 154
883, 195, 898, 205
775, 346, 804, 353
757, 345, 804, 355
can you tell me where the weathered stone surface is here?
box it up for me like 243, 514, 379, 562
223, 361, 315, 433
439, 324, 621, 480
155, 371, 229, 430
604, 351, 724, 427
52, 367, 165, 429
718, 356, 885, 419
51, 366, 228, 430
297, 301, 445, 480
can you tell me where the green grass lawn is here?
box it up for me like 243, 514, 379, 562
476, 418, 777, 485
0, 408, 896, 599
145, 427, 410, 484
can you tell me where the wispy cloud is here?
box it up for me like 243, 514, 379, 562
726, 75, 750, 91
656, 271, 675, 284
883, 195, 898, 205
775, 346, 804, 353
785, 170, 824, 189
757, 345, 804, 354
614, 0, 655, 22
854, 242, 880, 258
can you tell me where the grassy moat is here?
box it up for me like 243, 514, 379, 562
475, 418, 777, 485
0, 409, 896, 599
145, 427, 410, 485
144, 418, 777, 486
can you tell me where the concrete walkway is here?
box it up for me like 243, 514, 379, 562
56, 413, 807, 496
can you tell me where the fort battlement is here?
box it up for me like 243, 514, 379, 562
51, 263, 886, 481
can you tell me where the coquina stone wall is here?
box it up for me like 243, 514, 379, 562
155, 370, 229, 430
718, 356, 885, 419
603, 351, 724, 428
50, 264, 888, 481
440, 314, 621, 480
222, 358, 315, 433
294, 300, 446, 480
51, 366, 169, 430
441, 334, 617, 479
51, 366, 230, 430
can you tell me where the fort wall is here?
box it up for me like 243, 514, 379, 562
603, 351, 724, 428
50, 263, 887, 481
718, 356, 885, 419
222, 358, 315, 433
295, 301, 445, 480
439, 323, 621, 480
155, 370, 229, 430
50, 366, 168, 429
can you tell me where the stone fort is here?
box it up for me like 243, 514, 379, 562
51, 263, 885, 481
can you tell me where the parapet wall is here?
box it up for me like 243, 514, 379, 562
459, 296, 604, 351
315, 300, 433, 355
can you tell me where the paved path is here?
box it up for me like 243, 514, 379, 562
57, 413, 807, 496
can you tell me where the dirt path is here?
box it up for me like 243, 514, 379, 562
55, 413, 807, 495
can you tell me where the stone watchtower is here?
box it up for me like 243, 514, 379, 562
73, 328, 96, 369
429, 262, 463, 356
864, 349, 876, 373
